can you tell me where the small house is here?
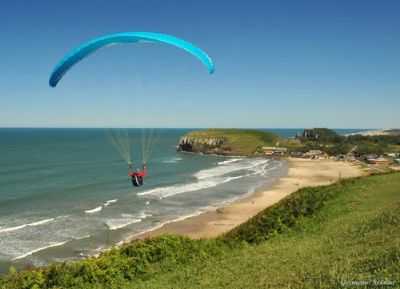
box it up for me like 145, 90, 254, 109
367, 156, 391, 165
262, 146, 288, 157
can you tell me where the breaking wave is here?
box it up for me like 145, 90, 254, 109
162, 157, 182, 163
0, 218, 55, 234
104, 199, 118, 207
84, 206, 103, 214
138, 158, 274, 199
105, 212, 151, 230
217, 158, 242, 165
12, 241, 68, 261
138, 178, 223, 199
194, 159, 269, 180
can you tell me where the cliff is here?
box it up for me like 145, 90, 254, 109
178, 135, 227, 155
177, 129, 282, 156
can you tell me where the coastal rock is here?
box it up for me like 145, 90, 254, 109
177, 136, 226, 154
176, 129, 284, 156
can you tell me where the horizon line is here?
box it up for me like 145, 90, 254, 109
0, 126, 381, 130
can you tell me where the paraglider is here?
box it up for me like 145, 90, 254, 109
49, 32, 214, 186
129, 164, 147, 187
49, 32, 214, 87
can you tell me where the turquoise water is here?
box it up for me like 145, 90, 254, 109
0, 128, 364, 271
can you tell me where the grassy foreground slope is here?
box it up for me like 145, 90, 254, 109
1, 173, 399, 289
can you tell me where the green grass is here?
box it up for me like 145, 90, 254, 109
1, 173, 399, 289
389, 144, 400, 153
185, 129, 286, 155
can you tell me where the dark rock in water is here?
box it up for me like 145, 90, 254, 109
177, 136, 226, 154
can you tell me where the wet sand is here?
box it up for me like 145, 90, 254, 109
130, 158, 363, 240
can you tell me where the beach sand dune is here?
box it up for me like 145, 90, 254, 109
136, 158, 363, 239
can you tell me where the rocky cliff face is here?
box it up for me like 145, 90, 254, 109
177, 136, 228, 154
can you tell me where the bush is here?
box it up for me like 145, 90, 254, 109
222, 180, 351, 244
0, 236, 233, 289
354, 143, 386, 156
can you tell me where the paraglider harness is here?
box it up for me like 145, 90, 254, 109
128, 163, 147, 187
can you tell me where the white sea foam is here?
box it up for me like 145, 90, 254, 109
138, 179, 219, 198
107, 219, 141, 230
106, 211, 151, 230
194, 159, 269, 180
138, 211, 152, 219
138, 175, 246, 199
104, 199, 118, 207
0, 218, 55, 234
75, 234, 91, 240
106, 216, 142, 230
29, 218, 55, 226
217, 158, 242, 165
162, 157, 183, 163
138, 159, 273, 199
12, 241, 68, 260
85, 206, 103, 214
0, 224, 26, 233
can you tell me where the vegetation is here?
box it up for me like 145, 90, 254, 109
298, 128, 345, 144
297, 128, 400, 156
1, 172, 399, 289
348, 135, 400, 155
184, 129, 285, 155
181, 128, 400, 158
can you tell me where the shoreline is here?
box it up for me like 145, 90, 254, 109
2, 158, 365, 265
129, 158, 364, 240
1, 157, 285, 270
1, 158, 363, 271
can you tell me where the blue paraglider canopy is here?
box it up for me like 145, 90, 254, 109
49, 32, 215, 87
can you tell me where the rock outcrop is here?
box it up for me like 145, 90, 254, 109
176, 129, 283, 156
177, 136, 227, 154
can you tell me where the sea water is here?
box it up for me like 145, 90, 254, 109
0, 128, 363, 272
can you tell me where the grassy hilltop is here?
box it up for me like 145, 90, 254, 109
178, 129, 298, 155
298, 128, 400, 156
178, 128, 400, 159
2, 172, 399, 289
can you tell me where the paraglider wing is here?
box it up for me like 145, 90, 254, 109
49, 32, 215, 87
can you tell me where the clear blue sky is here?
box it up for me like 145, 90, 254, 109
1, 0, 399, 128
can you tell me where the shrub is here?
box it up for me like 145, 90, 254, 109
222, 180, 351, 244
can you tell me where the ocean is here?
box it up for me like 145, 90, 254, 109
0, 128, 364, 272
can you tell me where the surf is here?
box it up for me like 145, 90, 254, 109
194, 159, 270, 180
105, 212, 151, 230
12, 241, 68, 261
0, 218, 55, 234
84, 206, 103, 214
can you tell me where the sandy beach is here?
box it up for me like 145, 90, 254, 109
135, 158, 364, 240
